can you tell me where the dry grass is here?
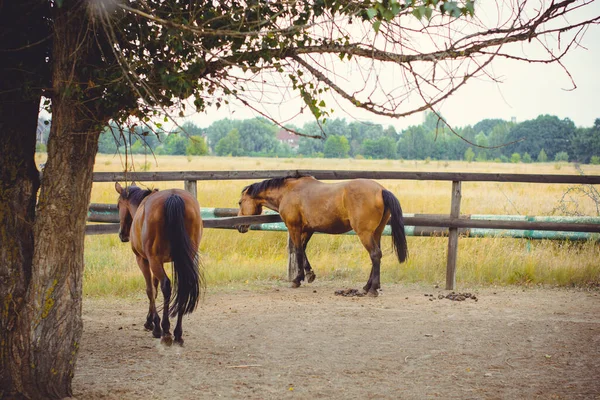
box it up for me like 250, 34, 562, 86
80, 154, 600, 296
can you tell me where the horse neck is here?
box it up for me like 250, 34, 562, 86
127, 201, 140, 218
259, 188, 285, 212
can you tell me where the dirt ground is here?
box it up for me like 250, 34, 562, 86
73, 282, 600, 400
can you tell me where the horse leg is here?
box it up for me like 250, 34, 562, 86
159, 274, 173, 346
289, 229, 306, 288
357, 232, 383, 297
136, 256, 162, 337
173, 312, 184, 346
149, 259, 173, 345
302, 232, 316, 283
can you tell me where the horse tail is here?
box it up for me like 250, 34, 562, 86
164, 194, 201, 317
382, 189, 408, 263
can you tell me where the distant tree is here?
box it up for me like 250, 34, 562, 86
160, 133, 188, 155
130, 140, 146, 154
324, 135, 350, 158
383, 125, 398, 138
506, 115, 576, 160
186, 136, 209, 156
464, 147, 475, 163
522, 152, 532, 163
570, 119, 600, 163
473, 119, 507, 135
98, 125, 124, 154
238, 118, 278, 155
362, 137, 397, 159
554, 151, 569, 162
475, 132, 489, 161
487, 122, 513, 159
216, 129, 242, 156
537, 149, 548, 163
205, 119, 239, 151
180, 121, 204, 137
422, 111, 448, 133
397, 126, 433, 160
511, 153, 521, 163
591, 156, 600, 165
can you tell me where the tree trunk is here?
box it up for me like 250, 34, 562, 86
1, 1, 102, 398
0, 100, 41, 400
26, 2, 101, 397
0, 1, 47, 398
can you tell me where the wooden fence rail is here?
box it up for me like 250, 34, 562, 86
90, 170, 600, 290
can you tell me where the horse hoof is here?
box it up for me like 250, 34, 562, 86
367, 290, 379, 298
306, 271, 316, 283
161, 335, 173, 346
290, 281, 301, 288
175, 337, 184, 347
152, 329, 162, 339
144, 322, 154, 331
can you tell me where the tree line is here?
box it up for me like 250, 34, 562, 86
90, 112, 600, 164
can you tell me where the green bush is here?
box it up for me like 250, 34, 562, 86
554, 151, 569, 162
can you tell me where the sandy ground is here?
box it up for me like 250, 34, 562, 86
73, 282, 600, 399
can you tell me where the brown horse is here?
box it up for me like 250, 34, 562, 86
115, 183, 203, 345
237, 175, 408, 296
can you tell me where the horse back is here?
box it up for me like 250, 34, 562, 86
131, 189, 202, 260
281, 178, 386, 233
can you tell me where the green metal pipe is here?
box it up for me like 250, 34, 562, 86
88, 205, 600, 241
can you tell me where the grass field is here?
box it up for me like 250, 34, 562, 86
42, 153, 599, 296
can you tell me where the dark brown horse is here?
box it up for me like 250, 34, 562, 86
115, 183, 203, 345
237, 175, 408, 296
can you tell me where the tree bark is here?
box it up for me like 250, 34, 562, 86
25, 2, 101, 397
1, 1, 102, 398
0, 1, 47, 398
0, 99, 41, 400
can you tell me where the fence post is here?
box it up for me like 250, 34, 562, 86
184, 179, 198, 199
446, 180, 462, 290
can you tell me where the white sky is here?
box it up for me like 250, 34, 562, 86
185, 2, 600, 131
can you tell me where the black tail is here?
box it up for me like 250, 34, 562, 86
382, 190, 408, 263
164, 194, 201, 317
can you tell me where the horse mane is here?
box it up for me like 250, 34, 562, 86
243, 174, 310, 198
123, 186, 155, 207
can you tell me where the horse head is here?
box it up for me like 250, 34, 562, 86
236, 187, 262, 233
115, 182, 134, 242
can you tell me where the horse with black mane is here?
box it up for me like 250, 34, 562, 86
115, 183, 203, 345
236, 175, 408, 296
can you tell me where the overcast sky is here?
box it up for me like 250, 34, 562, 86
186, 3, 600, 131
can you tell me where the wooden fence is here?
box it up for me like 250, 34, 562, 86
89, 170, 600, 290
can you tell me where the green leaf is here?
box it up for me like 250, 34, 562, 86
373, 20, 382, 33
412, 7, 422, 19
366, 8, 377, 20
424, 6, 433, 20
465, 0, 475, 16
383, 9, 395, 22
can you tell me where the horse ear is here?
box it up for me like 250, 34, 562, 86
115, 182, 123, 194
152, 188, 159, 193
